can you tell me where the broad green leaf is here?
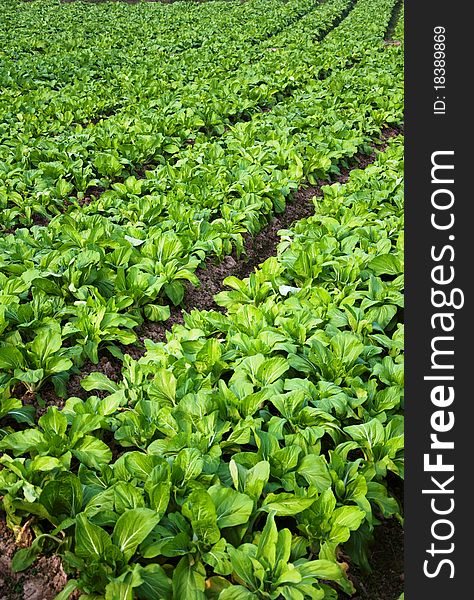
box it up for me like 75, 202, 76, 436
75, 513, 111, 559
227, 547, 260, 590
298, 560, 353, 595
144, 304, 171, 322
261, 493, 316, 516
257, 356, 289, 386
368, 254, 403, 276
30, 324, 62, 359
332, 506, 365, 530
38, 407, 68, 436
344, 419, 385, 448
0, 429, 45, 455
202, 538, 232, 575
297, 455, 332, 492
72, 436, 112, 470
256, 511, 277, 570
147, 482, 171, 518
40, 473, 83, 520
112, 508, 161, 560
114, 481, 146, 513
172, 557, 207, 600
136, 564, 172, 600
182, 489, 220, 545
151, 369, 177, 404
330, 332, 364, 367
81, 372, 119, 393
0, 346, 25, 370
208, 485, 254, 529
105, 579, 134, 600
244, 460, 270, 500
172, 447, 203, 484
219, 586, 256, 600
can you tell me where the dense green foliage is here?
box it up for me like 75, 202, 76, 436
0, 0, 404, 598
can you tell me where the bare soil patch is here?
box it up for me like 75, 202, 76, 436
0, 518, 68, 600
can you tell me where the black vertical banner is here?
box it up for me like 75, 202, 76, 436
405, 1, 469, 598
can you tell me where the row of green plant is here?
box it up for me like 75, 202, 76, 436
1, 0, 396, 229
0, 0, 342, 136
0, 136, 404, 599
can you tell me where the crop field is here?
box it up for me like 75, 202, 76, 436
0, 0, 404, 598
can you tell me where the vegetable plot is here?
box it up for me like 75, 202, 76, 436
0, 0, 404, 598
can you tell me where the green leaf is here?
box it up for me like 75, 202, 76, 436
72, 435, 112, 470
204, 576, 232, 598
30, 456, 63, 471
332, 506, 365, 531
136, 564, 172, 600
172, 447, 203, 484
151, 369, 177, 404
367, 481, 400, 517
257, 356, 289, 386
297, 455, 332, 492
40, 473, 83, 521
38, 407, 68, 436
114, 481, 146, 513
147, 482, 171, 518
344, 419, 385, 448
256, 511, 277, 570
275, 528, 292, 566
330, 332, 364, 367
227, 546, 260, 590
261, 493, 316, 516
2, 403, 35, 426
81, 372, 119, 393
243, 460, 270, 500
208, 485, 254, 529
30, 323, 62, 359
219, 586, 256, 600
182, 489, 220, 546
164, 144, 180, 154
164, 281, 184, 306
368, 254, 403, 276
298, 559, 354, 595
112, 508, 161, 560
11, 544, 41, 572
0, 429, 45, 455
0, 346, 25, 370
75, 513, 111, 559
202, 538, 232, 575
47, 356, 73, 374
11, 534, 51, 573
53, 580, 79, 600
105, 579, 134, 600
125, 452, 161, 481
144, 304, 171, 322
172, 557, 207, 600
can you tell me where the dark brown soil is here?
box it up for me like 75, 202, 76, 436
66, 354, 123, 399
135, 185, 321, 343
384, 0, 403, 42
343, 519, 404, 600
0, 517, 68, 600
136, 304, 185, 346
77, 185, 105, 208
31, 215, 50, 228
21, 384, 66, 418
